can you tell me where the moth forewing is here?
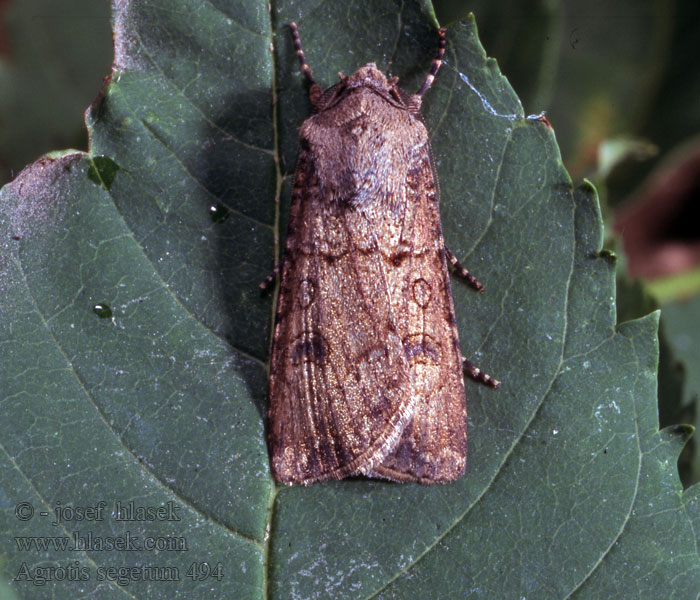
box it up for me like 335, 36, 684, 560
267, 25, 496, 486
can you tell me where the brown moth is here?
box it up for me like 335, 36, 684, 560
265, 24, 499, 486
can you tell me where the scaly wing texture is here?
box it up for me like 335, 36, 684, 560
370, 148, 467, 483
268, 149, 416, 484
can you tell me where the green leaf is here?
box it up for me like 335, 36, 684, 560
1, 2, 699, 599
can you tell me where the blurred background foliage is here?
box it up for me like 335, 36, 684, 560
1, 0, 698, 483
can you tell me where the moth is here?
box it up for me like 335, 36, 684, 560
264, 24, 499, 486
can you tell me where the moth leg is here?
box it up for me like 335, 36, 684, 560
445, 247, 483, 291
289, 22, 322, 109
448, 247, 498, 387
463, 358, 501, 388
259, 261, 283, 292
407, 27, 447, 113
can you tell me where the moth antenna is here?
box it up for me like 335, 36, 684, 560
416, 27, 447, 99
289, 22, 322, 108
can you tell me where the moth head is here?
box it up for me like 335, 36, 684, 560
346, 63, 389, 91
340, 63, 406, 109
314, 64, 404, 113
